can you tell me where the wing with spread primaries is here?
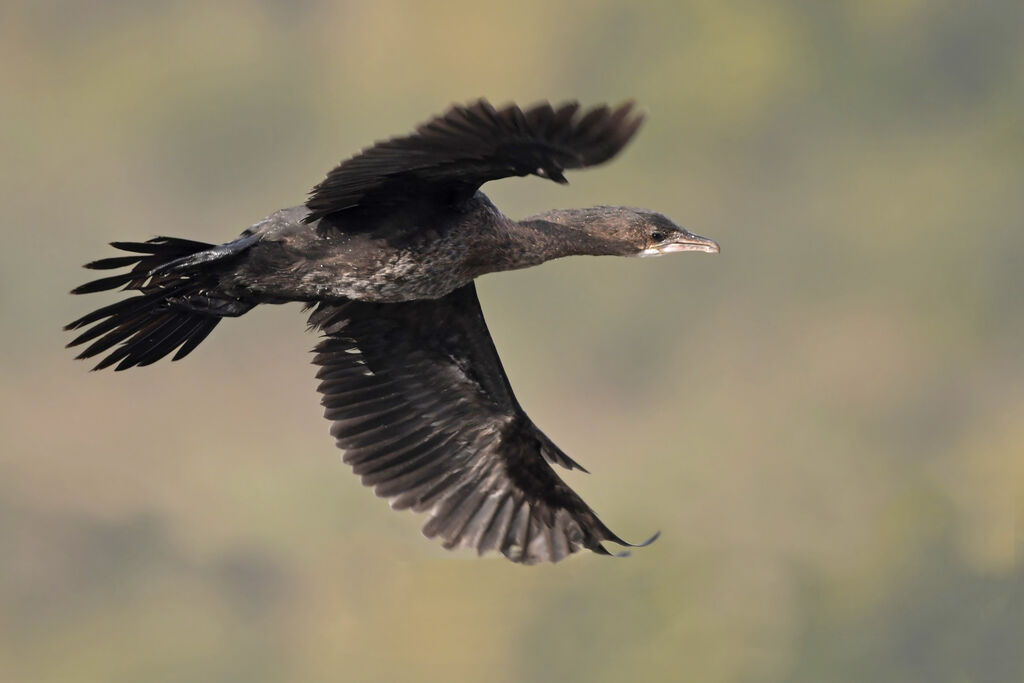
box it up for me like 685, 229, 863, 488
305, 100, 645, 222
308, 283, 657, 563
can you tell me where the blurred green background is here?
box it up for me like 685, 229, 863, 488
2, 1, 1021, 681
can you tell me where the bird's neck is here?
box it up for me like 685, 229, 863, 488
486, 208, 619, 271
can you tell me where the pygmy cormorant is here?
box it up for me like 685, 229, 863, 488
66, 100, 719, 564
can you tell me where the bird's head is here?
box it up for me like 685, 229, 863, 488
517, 205, 719, 264
632, 209, 719, 257
570, 206, 719, 257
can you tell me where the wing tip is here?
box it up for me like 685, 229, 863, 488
595, 528, 661, 558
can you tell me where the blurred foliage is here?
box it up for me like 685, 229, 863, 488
1, 1, 1021, 681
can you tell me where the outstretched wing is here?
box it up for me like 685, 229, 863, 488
305, 99, 645, 222
308, 283, 656, 564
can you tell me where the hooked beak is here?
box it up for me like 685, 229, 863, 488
640, 229, 720, 257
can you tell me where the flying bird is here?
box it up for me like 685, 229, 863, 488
66, 100, 719, 564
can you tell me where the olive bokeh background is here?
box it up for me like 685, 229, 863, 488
2, 2, 1021, 681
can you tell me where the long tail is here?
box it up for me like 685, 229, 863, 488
65, 235, 257, 371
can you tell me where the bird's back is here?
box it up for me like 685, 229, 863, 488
220, 194, 512, 304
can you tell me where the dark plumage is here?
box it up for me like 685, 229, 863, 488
66, 99, 719, 564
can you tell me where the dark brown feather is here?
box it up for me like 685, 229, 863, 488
304, 100, 644, 222
309, 282, 655, 563
65, 237, 251, 370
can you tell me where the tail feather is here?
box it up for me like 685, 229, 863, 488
66, 236, 254, 371
83, 255, 143, 270
108, 237, 213, 254
172, 317, 220, 361
71, 271, 153, 295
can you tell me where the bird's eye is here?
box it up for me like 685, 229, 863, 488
650, 231, 665, 242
